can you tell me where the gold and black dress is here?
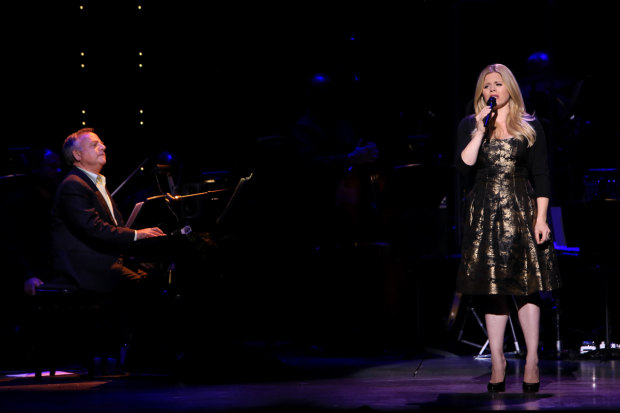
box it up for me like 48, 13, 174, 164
455, 116, 561, 296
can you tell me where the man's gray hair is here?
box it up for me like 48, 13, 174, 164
62, 128, 94, 165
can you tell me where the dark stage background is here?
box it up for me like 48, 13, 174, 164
4, 1, 613, 185
1, 1, 617, 362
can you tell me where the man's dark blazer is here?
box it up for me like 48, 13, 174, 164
51, 167, 135, 293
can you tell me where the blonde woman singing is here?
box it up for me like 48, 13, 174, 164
456, 64, 561, 393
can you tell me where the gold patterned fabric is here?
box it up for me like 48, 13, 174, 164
457, 137, 561, 295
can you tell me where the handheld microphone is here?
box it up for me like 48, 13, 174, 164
484, 96, 496, 127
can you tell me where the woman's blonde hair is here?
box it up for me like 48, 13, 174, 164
473, 64, 536, 147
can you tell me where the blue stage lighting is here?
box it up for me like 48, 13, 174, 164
553, 242, 579, 252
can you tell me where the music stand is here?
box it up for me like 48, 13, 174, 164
562, 200, 620, 360
127, 195, 178, 233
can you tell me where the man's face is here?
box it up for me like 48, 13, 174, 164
74, 133, 106, 173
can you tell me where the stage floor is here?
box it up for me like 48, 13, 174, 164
1, 352, 618, 411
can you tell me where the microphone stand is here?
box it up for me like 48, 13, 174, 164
110, 158, 149, 198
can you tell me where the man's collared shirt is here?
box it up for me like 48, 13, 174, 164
75, 166, 137, 240
76, 166, 117, 225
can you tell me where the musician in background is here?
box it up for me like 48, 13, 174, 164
0, 149, 63, 298
293, 74, 378, 166
292, 73, 378, 247
291, 73, 382, 353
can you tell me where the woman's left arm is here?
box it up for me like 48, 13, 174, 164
535, 197, 551, 244
529, 119, 552, 244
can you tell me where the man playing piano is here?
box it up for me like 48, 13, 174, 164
51, 128, 164, 293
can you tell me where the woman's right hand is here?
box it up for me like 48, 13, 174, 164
475, 105, 494, 132
462, 107, 493, 166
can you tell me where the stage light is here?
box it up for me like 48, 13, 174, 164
141, 167, 144, 171
81, 52, 84, 56
80, 6, 83, 9
138, 5, 141, 9
139, 52, 142, 56
7, 371, 73, 378
139, 64, 142, 67
140, 121, 144, 125
81, 64, 84, 67
140, 110, 143, 113
82, 122, 86, 125
82, 110, 85, 114
554, 243, 579, 252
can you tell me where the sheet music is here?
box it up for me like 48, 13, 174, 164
126, 201, 144, 229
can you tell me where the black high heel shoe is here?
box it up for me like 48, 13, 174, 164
522, 366, 540, 393
522, 381, 540, 392
487, 359, 509, 392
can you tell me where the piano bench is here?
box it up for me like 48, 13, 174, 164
29, 284, 123, 380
